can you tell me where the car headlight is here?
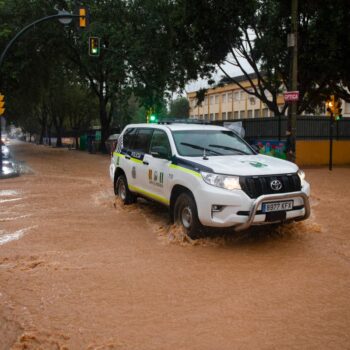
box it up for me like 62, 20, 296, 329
201, 171, 241, 191
298, 169, 305, 182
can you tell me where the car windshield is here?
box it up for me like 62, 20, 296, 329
172, 130, 254, 157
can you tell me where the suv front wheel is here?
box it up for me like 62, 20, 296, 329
174, 192, 202, 239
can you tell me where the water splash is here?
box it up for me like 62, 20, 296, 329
0, 226, 37, 246
0, 190, 19, 197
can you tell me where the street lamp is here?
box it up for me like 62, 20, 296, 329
57, 10, 73, 25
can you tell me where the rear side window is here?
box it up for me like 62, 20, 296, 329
132, 128, 154, 154
122, 128, 137, 151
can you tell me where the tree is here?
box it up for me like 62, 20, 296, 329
178, 0, 350, 116
169, 97, 189, 118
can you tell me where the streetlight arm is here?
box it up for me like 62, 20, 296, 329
0, 13, 81, 73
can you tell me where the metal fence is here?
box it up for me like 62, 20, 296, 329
213, 116, 350, 140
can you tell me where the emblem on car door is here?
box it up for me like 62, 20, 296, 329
270, 179, 282, 191
132, 166, 136, 179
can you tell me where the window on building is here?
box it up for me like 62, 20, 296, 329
247, 110, 253, 118
210, 96, 214, 105
204, 97, 208, 105
345, 102, 350, 114
222, 112, 227, 120
263, 108, 269, 117
248, 95, 256, 105
228, 111, 233, 119
240, 111, 246, 118
215, 95, 219, 104
234, 111, 239, 119
255, 110, 261, 118
204, 114, 209, 120
222, 94, 227, 104
215, 113, 219, 120
210, 113, 215, 120
234, 91, 240, 101
228, 92, 233, 101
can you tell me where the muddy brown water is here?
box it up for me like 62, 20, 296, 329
0, 142, 349, 349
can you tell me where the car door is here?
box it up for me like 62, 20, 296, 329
142, 129, 172, 205
117, 127, 137, 187
127, 128, 154, 193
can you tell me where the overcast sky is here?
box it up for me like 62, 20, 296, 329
184, 54, 254, 95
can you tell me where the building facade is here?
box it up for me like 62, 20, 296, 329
187, 75, 350, 120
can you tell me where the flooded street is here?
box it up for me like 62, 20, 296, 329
1, 142, 349, 349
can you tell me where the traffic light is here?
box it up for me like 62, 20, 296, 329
334, 98, 343, 120
0, 93, 5, 116
149, 114, 158, 123
79, 7, 87, 28
88, 37, 100, 57
326, 95, 335, 115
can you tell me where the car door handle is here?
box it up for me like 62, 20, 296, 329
125, 155, 130, 160
143, 161, 149, 165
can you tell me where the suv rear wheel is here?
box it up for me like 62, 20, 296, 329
116, 175, 136, 204
174, 192, 202, 239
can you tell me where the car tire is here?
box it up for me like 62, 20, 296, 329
174, 192, 202, 239
116, 175, 136, 204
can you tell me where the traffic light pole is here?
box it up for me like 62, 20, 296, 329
329, 113, 334, 171
0, 12, 83, 174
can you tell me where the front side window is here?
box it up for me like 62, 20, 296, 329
150, 130, 171, 158
172, 130, 254, 157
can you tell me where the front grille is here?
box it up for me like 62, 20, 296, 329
240, 173, 301, 198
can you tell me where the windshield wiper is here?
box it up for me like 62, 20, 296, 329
208, 144, 250, 155
180, 142, 222, 155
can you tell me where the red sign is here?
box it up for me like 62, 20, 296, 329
284, 91, 299, 102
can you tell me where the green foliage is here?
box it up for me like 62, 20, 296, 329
168, 97, 189, 119
182, 0, 350, 114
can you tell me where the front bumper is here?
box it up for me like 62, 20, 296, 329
233, 191, 310, 231
195, 182, 310, 229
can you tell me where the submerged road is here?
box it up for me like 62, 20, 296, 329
1, 141, 349, 349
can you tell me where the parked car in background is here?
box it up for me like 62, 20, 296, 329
105, 133, 120, 154
1, 143, 11, 159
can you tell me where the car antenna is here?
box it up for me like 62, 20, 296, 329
203, 148, 208, 160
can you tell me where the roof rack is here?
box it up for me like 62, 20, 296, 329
157, 118, 211, 125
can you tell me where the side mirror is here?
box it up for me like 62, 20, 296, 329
151, 146, 170, 159
251, 144, 260, 153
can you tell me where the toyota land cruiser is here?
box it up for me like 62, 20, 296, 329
110, 123, 310, 238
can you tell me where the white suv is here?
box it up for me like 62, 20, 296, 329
110, 123, 310, 238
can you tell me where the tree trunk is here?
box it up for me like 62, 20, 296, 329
99, 97, 111, 153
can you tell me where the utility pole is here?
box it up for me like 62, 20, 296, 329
290, 0, 298, 136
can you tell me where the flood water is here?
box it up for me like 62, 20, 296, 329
0, 142, 349, 349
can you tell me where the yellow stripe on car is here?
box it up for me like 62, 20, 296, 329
129, 185, 170, 205
113, 152, 125, 158
169, 164, 201, 178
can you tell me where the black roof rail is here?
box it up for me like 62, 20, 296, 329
157, 118, 211, 125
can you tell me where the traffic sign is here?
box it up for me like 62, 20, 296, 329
284, 91, 299, 102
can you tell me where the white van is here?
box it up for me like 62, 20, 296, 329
110, 123, 310, 238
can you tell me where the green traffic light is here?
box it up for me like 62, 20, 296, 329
149, 114, 157, 123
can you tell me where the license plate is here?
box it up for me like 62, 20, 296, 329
262, 200, 293, 213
